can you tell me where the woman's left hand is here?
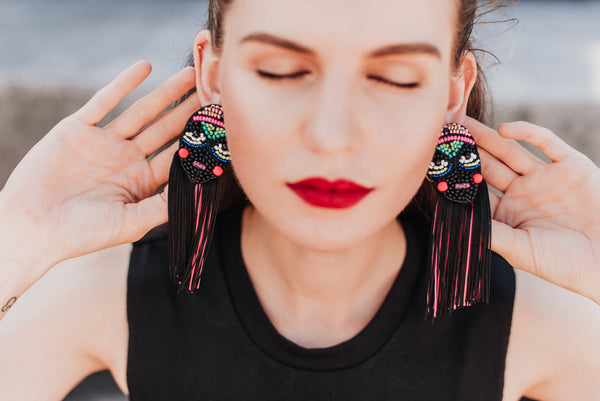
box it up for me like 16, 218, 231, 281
464, 116, 600, 305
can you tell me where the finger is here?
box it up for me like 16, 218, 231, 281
134, 92, 201, 157
498, 121, 572, 163
149, 142, 179, 185
106, 67, 196, 138
73, 60, 152, 126
479, 147, 518, 193
464, 117, 543, 175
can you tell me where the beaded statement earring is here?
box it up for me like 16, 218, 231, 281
426, 123, 491, 319
168, 104, 231, 293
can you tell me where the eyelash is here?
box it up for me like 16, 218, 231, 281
367, 75, 419, 89
257, 70, 419, 89
257, 70, 309, 80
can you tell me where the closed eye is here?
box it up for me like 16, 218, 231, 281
428, 160, 452, 177
257, 70, 419, 90
458, 152, 481, 168
367, 75, 419, 89
257, 70, 310, 80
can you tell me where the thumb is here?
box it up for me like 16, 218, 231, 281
491, 219, 536, 275
123, 186, 169, 243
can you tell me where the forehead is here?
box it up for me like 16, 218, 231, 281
223, 0, 457, 60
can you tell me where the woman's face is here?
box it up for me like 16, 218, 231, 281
212, 0, 467, 250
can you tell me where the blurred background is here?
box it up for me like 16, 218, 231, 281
0, 0, 599, 400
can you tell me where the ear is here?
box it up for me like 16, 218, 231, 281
193, 30, 221, 105
445, 51, 478, 124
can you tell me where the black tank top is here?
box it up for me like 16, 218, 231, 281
127, 207, 516, 400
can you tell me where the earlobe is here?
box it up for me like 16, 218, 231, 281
193, 30, 221, 105
446, 51, 478, 123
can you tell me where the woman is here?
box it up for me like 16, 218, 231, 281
0, 0, 599, 399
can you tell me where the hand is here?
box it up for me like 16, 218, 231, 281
465, 117, 600, 304
0, 61, 200, 269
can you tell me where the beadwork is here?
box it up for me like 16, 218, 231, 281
427, 123, 482, 203
178, 104, 231, 183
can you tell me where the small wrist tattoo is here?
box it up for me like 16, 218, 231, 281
1, 297, 17, 312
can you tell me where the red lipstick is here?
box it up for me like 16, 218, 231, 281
287, 178, 373, 209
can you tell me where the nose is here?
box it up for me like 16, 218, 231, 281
302, 70, 360, 156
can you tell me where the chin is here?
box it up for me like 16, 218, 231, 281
284, 221, 372, 252
253, 198, 402, 253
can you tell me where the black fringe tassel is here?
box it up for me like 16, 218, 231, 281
168, 154, 220, 294
426, 181, 491, 319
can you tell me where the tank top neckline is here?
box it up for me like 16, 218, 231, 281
218, 207, 425, 371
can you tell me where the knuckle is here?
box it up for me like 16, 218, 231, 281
93, 87, 118, 109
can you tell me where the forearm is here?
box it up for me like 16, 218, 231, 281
0, 252, 45, 322
0, 197, 57, 322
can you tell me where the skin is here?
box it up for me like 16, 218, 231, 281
195, 0, 475, 346
0, 0, 599, 399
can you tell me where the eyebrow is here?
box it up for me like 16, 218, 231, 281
239, 32, 441, 59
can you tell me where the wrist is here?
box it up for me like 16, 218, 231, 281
0, 193, 57, 276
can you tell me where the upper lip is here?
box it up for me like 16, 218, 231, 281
287, 178, 373, 193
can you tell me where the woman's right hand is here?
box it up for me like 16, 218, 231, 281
0, 61, 200, 272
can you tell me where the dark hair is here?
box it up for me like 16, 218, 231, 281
194, 0, 513, 215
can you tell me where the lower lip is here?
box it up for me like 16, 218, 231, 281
287, 183, 373, 209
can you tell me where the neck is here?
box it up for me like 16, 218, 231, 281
241, 205, 406, 348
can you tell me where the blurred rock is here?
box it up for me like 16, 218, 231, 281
0, 84, 126, 188
492, 101, 600, 164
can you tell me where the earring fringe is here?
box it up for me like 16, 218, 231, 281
427, 180, 491, 319
168, 156, 221, 293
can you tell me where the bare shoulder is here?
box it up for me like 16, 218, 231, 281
503, 269, 600, 401
0, 244, 132, 399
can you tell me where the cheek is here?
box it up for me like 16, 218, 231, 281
366, 93, 447, 216
387, 124, 440, 209
219, 69, 294, 200
373, 92, 447, 185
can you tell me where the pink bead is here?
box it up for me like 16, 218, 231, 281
212, 166, 224, 176
437, 182, 449, 192
473, 173, 483, 184
178, 148, 189, 159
